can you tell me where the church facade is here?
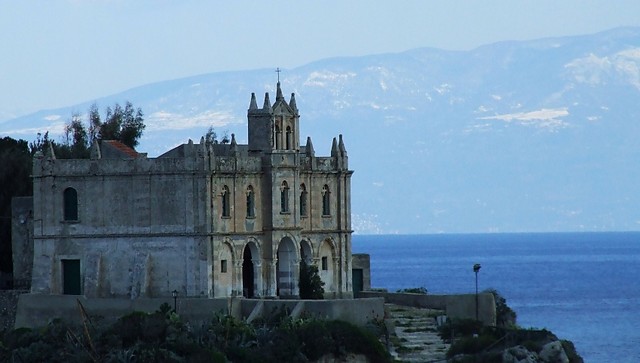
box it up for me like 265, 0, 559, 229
30, 82, 354, 299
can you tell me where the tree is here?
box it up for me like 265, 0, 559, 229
88, 103, 101, 142
204, 126, 230, 145
99, 101, 145, 148
299, 259, 325, 299
484, 288, 517, 327
0, 137, 33, 273
59, 113, 90, 158
32, 101, 146, 160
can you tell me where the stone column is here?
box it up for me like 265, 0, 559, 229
233, 261, 243, 297
292, 261, 300, 297
253, 259, 262, 297
269, 258, 278, 297
333, 259, 340, 298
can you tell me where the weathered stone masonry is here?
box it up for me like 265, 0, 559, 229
30, 82, 354, 300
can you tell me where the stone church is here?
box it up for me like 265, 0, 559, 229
30, 82, 354, 300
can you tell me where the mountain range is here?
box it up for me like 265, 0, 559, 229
2, 27, 640, 234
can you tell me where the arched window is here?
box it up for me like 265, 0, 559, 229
221, 185, 230, 217
286, 126, 292, 150
63, 187, 78, 221
280, 181, 290, 213
275, 125, 282, 149
246, 185, 255, 218
322, 184, 331, 216
299, 183, 308, 217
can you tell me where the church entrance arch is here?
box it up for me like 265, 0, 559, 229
242, 242, 260, 298
276, 237, 297, 297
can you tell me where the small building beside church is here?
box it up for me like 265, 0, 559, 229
29, 82, 354, 299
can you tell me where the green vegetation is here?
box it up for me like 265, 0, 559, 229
484, 288, 517, 328
203, 126, 230, 145
0, 102, 145, 274
0, 137, 33, 274
31, 101, 146, 159
0, 303, 392, 362
396, 287, 428, 294
438, 290, 583, 363
298, 259, 325, 299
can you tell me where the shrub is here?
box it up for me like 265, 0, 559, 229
438, 319, 484, 342
484, 288, 517, 327
446, 334, 498, 358
396, 287, 428, 294
299, 259, 325, 299
561, 339, 584, 363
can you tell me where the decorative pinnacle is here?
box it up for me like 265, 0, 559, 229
249, 92, 258, 110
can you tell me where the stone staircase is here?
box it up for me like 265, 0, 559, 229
385, 303, 450, 363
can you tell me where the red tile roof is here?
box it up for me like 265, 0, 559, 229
103, 140, 139, 158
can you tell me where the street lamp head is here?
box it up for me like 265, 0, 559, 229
172, 289, 178, 298
473, 263, 481, 273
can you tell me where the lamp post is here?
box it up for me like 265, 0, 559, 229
172, 289, 178, 312
473, 264, 481, 321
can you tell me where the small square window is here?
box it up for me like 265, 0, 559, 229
321, 256, 328, 271
221, 260, 228, 273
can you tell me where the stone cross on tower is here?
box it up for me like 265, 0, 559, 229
275, 67, 281, 82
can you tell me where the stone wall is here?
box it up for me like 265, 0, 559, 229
359, 290, 496, 326
14, 294, 384, 329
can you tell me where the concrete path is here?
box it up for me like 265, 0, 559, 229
385, 304, 450, 363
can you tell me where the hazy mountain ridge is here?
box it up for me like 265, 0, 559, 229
2, 27, 640, 233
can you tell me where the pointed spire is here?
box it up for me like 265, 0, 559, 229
338, 134, 347, 156
90, 141, 101, 160
46, 141, 56, 159
289, 93, 298, 112
249, 92, 258, 110
276, 81, 284, 101
230, 133, 238, 155
262, 92, 272, 111
306, 136, 315, 157
199, 136, 206, 156
331, 137, 338, 157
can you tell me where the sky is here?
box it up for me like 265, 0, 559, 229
1, 0, 640, 120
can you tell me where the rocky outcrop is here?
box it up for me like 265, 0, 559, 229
502, 341, 576, 363
539, 341, 570, 363
503, 345, 538, 363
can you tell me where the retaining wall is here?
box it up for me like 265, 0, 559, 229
14, 294, 384, 329
359, 291, 496, 326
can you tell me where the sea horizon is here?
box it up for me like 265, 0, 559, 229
353, 231, 640, 362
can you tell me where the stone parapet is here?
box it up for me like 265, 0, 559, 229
359, 290, 496, 326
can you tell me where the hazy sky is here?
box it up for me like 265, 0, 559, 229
1, 0, 639, 119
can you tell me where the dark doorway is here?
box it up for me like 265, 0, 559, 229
352, 269, 363, 297
242, 247, 254, 298
62, 259, 81, 295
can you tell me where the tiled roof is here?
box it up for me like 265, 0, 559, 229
102, 140, 139, 158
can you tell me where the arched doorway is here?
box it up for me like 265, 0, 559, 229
300, 239, 313, 265
319, 239, 336, 293
276, 237, 297, 297
242, 245, 254, 298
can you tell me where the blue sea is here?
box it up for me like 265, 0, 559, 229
352, 232, 640, 363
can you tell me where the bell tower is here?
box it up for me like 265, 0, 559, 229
248, 81, 299, 153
